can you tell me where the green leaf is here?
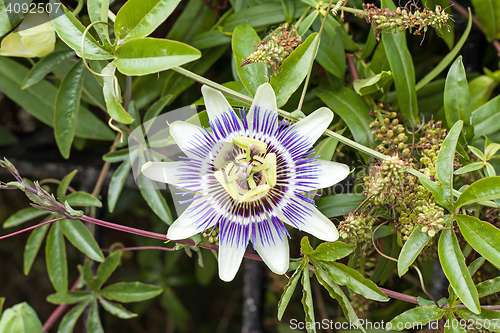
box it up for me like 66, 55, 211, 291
312, 262, 363, 331
108, 160, 132, 213
114, 38, 201, 76
81, 260, 98, 291
456, 214, 500, 269
232, 25, 267, 96
455, 177, 500, 209
101, 63, 134, 124
469, 74, 500, 111
102, 149, 130, 163
353, 71, 393, 96
477, 276, 500, 298
455, 161, 485, 175
319, 261, 389, 301
166, 0, 217, 44
24, 223, 50, 275
192, 30, 231, 49
88, 0, 111, 45
57, 169, 78, 200
96, 251, 122, 289
270, 33, 317, 107
301, 264, 315, 333
472, 95, 500, 138
388, 305, 445, 331
316, 193, 365, 218
54, 60, 86, 159
101, 282, 163, 303
380, 4, 418, 124
59, 219, 104, 262
0, 302, 43, 333
415, 13, 472, 91
486, 143, 500, 160
300, 236, 313, 255
438, 229, 480, 314
0, 57, 114, 141
455, 307, 500, 332
46, 222, 68, 296
312, 23, 345, 80
313, 128, 344, 161
436, 120, 463, 208
87, 299, 104, 333
297, 10, 318, 37
46, 291, 91, 305
470, 0, 500, 42
143, 94, 172, 124
66, 192, 102, 207
99, 298, 137, 319
444, 56, 473, 143
281, 0, 294, 23
277, 259, 304, 320
49, 0, 113, 60
21, 50, 75, 89
115, 0, 181, 42
3, 207, 48, 228
223, 2, 306, 32
313, 85, 374, 147
398, 228, 431, 277
138, 173, 173, 225
0, 1, 32, 38
311, 242, 356, 262
469, 257, 485, 277
57, 299, 90, 333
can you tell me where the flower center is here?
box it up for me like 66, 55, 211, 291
214, 136, 277, 203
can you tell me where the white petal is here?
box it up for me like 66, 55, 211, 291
290, 107, 334, 145
166, 198, 217, 240
313, 160, 350, 189
280, 201, 339, 242
169, 121, 203, 159
141, 161, 182, 186
201, 85, 242, 127
247, 83, 278, 131
253, 224, 289, 275
218, 238, 247, 282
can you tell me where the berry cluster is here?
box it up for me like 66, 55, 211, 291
338, 213, 375, 244
202, 226, 220, 246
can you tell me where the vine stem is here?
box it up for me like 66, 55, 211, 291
297, 0, 337, 111
43, 277, 81, 332
0, 217, 66, 240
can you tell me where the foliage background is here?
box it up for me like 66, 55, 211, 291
1, 0, 500, 332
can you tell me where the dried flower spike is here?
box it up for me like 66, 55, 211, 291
241, 25, 301, 73
362, 3, 451, 40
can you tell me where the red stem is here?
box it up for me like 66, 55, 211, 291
43, 277, 81, 332
0, 217, 66, 240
